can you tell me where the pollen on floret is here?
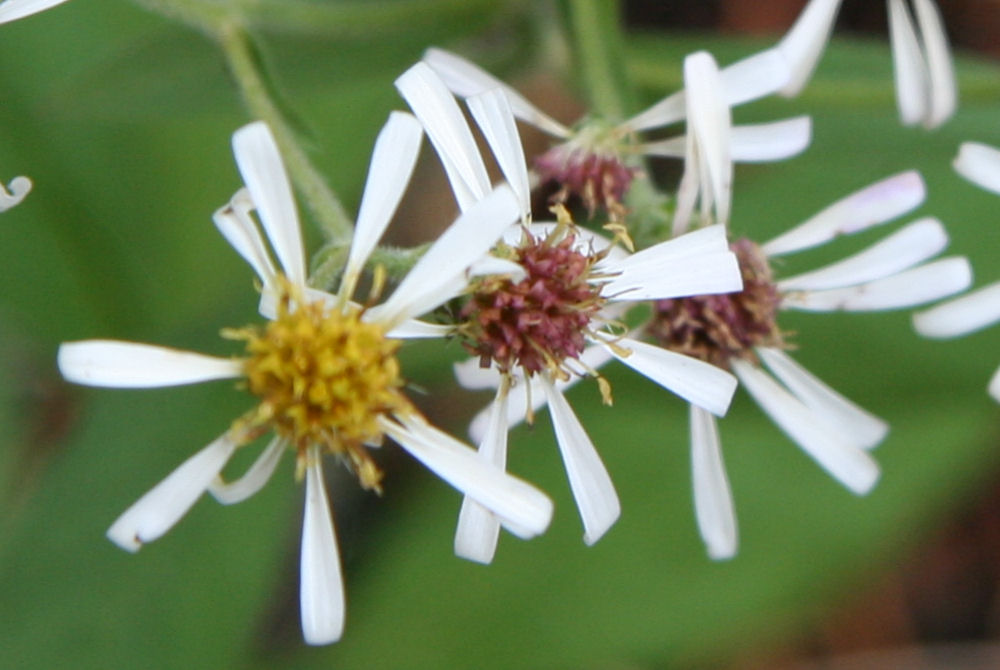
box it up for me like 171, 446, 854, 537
648, 238, 788, 369
229, 282, 410, 491
458, 220, 609, 380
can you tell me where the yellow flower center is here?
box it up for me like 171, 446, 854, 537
229, 285, 410, 491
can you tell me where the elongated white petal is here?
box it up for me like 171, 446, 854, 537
602, 251, 742, 301
454, 358, 502, 390
373, 185, 519, 328
601, 335, 737, 416
466, 256, 527, 282
468, 89, 532, 219
232, 122, 306, 287
0, 175, 31, 211
782, 256, 971, 311
541, 379, 620, 545
889, 0, 929, 127
777, 217, 948, 291
385, 319, 452, 339
777, 0, 843, 96
0, 0, 69, 23
423, 48, 571, 139
645, 117, 812, 163
455, 386, 509, 564
690, 405, 737, 560
685, 51, 733, 226
213, 188, 277, 290
625, 48, 791, 132
757, 348, 887, 450
988, 365, 1000, 402
762, 171, 926, 256
954, 142, 1000, 195
913, 280, 1000, 338
107, 432, 240, 551
732, 360, 880, 494
59, 341, 243, 389
300, 453, 345, 645
342, 112, 423, 295
382, 415, 552, 539
396, 62, 491, 211
600, 224, 729, 273
914, 0, 956, 128
209, 437, 286, 505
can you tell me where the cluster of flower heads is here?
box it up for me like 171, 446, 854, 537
7, 0, 998, 649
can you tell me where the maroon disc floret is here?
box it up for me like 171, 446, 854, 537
461, 231, 606, 376
648, 237, 786, 369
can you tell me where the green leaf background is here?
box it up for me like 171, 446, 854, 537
1, 2, 999, 669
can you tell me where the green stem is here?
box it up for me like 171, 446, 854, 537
216, 22, 354, 246
565, 0, 632, 121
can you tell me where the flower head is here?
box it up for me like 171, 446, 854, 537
423, 46, 810, 219
58, 119, 553, 644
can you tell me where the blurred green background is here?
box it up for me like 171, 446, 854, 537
2, 1, 1000, 668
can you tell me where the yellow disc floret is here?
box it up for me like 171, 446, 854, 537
228, 284, 410, 491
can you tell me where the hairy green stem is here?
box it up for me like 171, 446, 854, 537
565, 0, 632, 121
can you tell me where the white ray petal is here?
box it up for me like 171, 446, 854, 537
466, 256, 527, 283
455, 385, 509, 564
782, 256, 971, 312
541, 379, 620, 545
601, 335, 737, 417
58, 341, 243, 389
777, 0, 843, 96
757, 348, 888, 450
382, 415, 553, 539
423, 48, 571, 139
468, 89, 532, 219
0, 0, 69, 23
396, 62, 491, 211
644, 117, 812, 163
684, 51, 733, 227
777, 217, 948, 291
213, 188, 277, 291
954, 142, 1000, 195
342, 112, 423, 296
762, 171, 926, 256
731, 360, 880, 494
690, 405, 737, 560
599, 224, 729, 273
300, 452, 345, 646
0, 175, 31, 211
385, 319, 453, 339
988, 365, 1000, 402
465, 344, 617, 442
232, 122, 306, 287
601, 251, 742, 302
912, 280, 1000, 338
373, 185, 519, 328
889, 0, 929, 127
209, 437, 286, 505
625, 48, 791, 132
914, 0, 956, 128
107, 432, 240, 552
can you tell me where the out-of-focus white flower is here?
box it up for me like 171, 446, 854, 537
423, 46, 809, 217
58, 120, 553, 645
0, 0, 69, 24
0, 175, 30, 211
480, 171, 970, 561
914, 141, 1000, 400
777, 0, 956, 129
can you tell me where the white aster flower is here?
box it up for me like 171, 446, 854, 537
914, 141, 1000, 400
58, 119, 553, 645
476, 170, 970, 561
778, 0, 956, 129
0, 0, 69, 23
396, 63, 744, 561
423, 45, 810, 217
